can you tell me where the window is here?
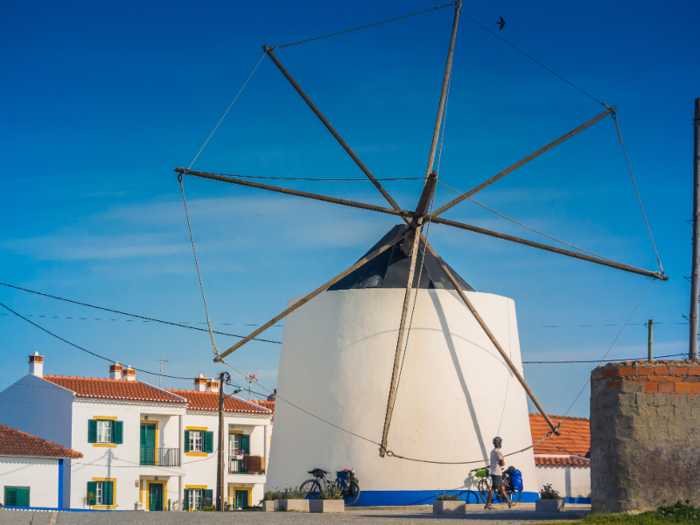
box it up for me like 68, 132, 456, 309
88, 419, 123, 444
96, 482, 104, 505
96, 420, 112, 443
190, 430, 203, 452
4, 487, 30, 507
184, 488, 213, 511
188, 489, 201, 511
86, 480, 114, 507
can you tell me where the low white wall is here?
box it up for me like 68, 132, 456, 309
535, 465, 590, 498
0, 457, 59, 508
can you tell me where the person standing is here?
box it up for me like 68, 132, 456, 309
484, 436, 516, 509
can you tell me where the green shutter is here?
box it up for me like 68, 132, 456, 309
88, 419, 97, 443
16, 488, 29, 508
183, 489, 190, 511
241, 434, 250, 455
87, 481, 97, 506
113, 421, 123, 444
205, 431, 214, 453
103, 481, 114, 506
5, 487, 17, 506
184, 429, 190, 452
203, 489, 213, 507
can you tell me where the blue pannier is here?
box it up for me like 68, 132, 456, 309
510, 469, 523, 491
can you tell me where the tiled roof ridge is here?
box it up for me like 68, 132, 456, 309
165, 389, 271, 414
42, 375, 186, 403
529, 412, 589, 422
535, 456, 590, 468
0, 423, 83, 459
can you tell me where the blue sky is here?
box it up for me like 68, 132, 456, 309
2, 0, 699, 419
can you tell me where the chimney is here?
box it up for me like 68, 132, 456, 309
29, 352, 44, 378
206, 379, 219, 393
194, 374, 207, 391
123, 366, 136, 381
109, 362, 124, 380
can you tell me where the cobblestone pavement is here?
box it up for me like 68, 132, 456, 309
0, 504, 589, 524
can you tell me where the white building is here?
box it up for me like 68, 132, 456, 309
0, 423, 83, 509
0, 353, 272, 511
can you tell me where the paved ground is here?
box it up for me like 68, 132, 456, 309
0, 504, 589, 524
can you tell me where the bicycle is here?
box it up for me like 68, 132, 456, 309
300, 467, 361, 506
471, 465, 523, 504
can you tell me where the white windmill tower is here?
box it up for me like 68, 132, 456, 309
176, 0, 666, 507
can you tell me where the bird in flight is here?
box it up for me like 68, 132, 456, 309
498, 16, 505, 30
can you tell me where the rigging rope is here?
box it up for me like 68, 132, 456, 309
179, 174, 219, 356
437, 180, 625, 265
610, 112, 664, 274
188, 50, 268, 170
458, 10, 606, 108
191, 173, 424, 182
562, 278, 655, 417
270, 3, 456, 50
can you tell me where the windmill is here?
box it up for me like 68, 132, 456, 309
175, 0, 665, 499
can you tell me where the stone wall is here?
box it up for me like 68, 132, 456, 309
590, 360, 700, 513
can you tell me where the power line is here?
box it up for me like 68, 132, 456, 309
270, 2, 456, 50
0, 281, 282, 345
0, 302, 199, 382
0, 312, 284, 327
523, 352, 685, 364
210, 174, 425, 182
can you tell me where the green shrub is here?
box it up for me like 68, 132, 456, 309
319, 482, 344, 500
435, 490, 460, 501
281, 486, 304, 500
200, 505, 216, 511
539, 484, 561, 500
263, 489, 281, 501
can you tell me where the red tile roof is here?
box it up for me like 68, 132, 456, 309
0, 423, 83, 459
43, 376, 186, 404
251, 400, 275, 420
535, 456, 590, 468
166, 389, 272, 415
529, 413, 590, 457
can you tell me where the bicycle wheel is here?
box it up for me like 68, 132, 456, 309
344, 480, 361, 506
300, 479, 321, 500
510, 489, 522, 503
477, 478, 491, 503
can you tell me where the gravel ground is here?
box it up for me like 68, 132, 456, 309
0, 504, 589, 524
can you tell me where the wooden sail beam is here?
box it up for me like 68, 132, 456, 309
380, 224, 423, 457
264, 47, 404, 215
430, 107, 615, 218
430, 216, 667, 280
175, 168, 413, 220
421, 235, 560, 435
425, 0, 462, 178
213, 228, 411, 361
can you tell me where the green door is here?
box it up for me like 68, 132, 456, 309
235, 489, 249, 509
148, 483, 163, 511
140, 423, 156, 465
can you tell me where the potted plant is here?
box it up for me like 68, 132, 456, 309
232, 449, 244, 460
262, 489, 281, 512
433, 490, 466, 514
278, 486, 309, 512
310, 482, 345, 513
536, 484, 565, 512
82, 491, 95, 509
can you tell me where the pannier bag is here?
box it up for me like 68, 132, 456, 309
510, 469, 523, 491
475, 468, 488, 478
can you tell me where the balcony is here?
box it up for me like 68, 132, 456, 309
229, 457, 265, 475
140, 447, 180, 467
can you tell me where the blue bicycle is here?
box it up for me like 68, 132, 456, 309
300, 467, 361, 506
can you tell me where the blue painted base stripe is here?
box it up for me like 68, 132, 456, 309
353, 491, 590, 506
3, 507, 126, 512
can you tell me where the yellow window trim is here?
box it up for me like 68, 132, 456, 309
93, 416, 118, 420
92, 443, 117, 448
139, 480, 143, 504
185, 427, 208, 455
92, 477, 117, 510
146, 480, 167, 512
229, 430, 243, 434
185, 426, 207, 431
185, 485, 208, 512
185, 452, 207, 457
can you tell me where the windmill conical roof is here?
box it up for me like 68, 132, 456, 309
329, 225, 474, 291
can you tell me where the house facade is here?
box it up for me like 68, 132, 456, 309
0, 354, 272, 511
0, 423, 83, 509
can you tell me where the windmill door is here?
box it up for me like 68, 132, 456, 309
148, 483, 163, 511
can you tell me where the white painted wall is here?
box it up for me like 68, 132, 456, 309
268, 289, 539, 496
535, 465, 591, 498
0, 457, 60, 508
0, 375, 74, 448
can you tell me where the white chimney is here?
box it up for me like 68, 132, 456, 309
123, 366, 136, 381
29, 352, 44, 378
194, 374, 207, 392
206, 379, 220, 393
109, 362, 124, 380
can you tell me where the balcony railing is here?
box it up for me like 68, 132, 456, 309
140, 447, 180, 467
229, 458, 265, 475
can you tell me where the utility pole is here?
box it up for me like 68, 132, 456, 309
691, 98, 700, 361
648, 319, 654, 361
157, 360, 169, 387
216, 371, 228, 511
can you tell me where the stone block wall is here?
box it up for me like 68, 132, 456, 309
590, 360, 700, 513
